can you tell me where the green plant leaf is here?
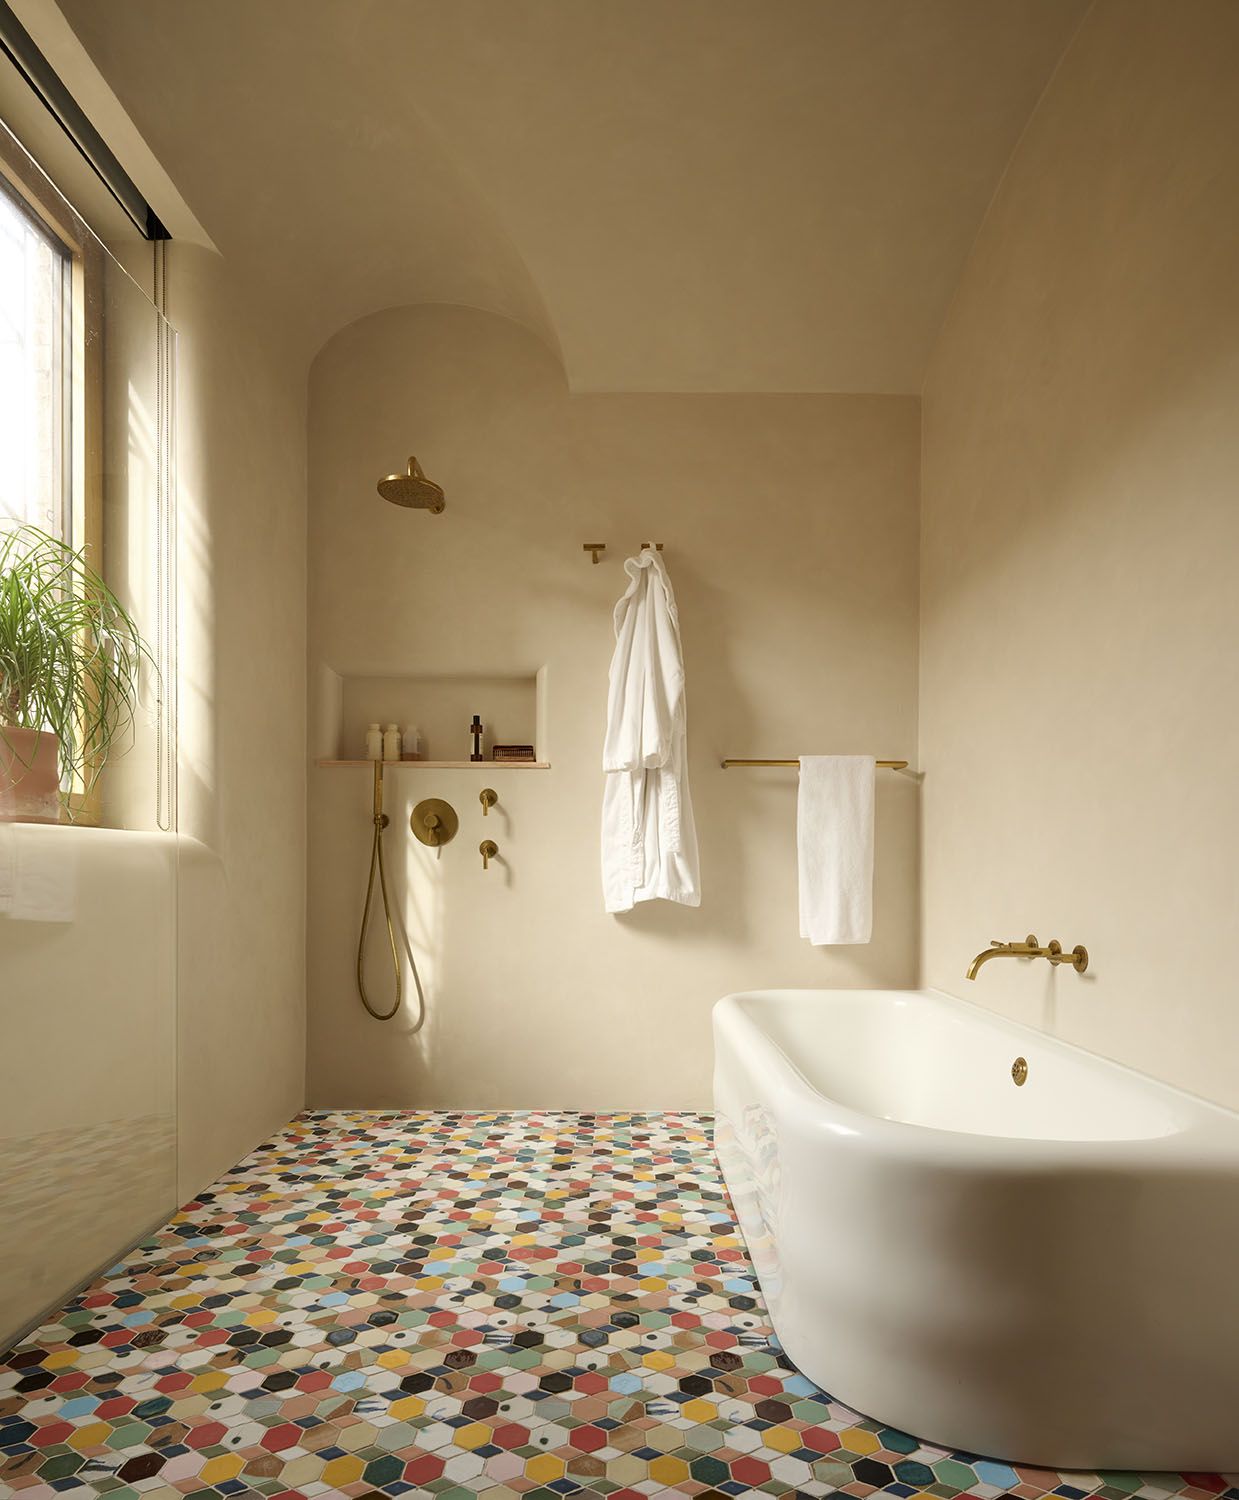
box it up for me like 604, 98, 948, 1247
0, 525, 157, 814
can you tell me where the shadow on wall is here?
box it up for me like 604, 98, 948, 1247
165, 242, 307, 1198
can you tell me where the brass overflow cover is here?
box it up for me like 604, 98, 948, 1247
1011, 1056, 1029, 1087
411, 798, 459, 847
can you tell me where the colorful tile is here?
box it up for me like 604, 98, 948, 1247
1, 1111, 1234, 1498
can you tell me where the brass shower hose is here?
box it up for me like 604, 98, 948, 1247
356, 760, 404, 1022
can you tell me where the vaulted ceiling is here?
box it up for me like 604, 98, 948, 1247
57, 0, 1086, 391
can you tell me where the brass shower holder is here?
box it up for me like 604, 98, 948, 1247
411, 798, 458, 847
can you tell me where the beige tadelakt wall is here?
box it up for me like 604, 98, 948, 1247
920, 0, 1239, 1110
307, 304, 920, 1108
169, 243, 308, 1196
0, 235, 307, 1348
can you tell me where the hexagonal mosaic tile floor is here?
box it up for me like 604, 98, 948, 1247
1, 1112, 1234, 1500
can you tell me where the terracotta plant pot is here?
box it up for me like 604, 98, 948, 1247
0, 727, 61, 823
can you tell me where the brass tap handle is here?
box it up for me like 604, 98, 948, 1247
480, 788, 498, 817
424, 811, 441, 845
1048, 941, 1089, 972
479, 839, 498, 870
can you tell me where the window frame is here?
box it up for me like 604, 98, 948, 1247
0, 131, 105, 822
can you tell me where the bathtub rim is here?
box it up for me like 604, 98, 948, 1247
712, 985, 1239, 1164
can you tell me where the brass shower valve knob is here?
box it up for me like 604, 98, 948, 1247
411, 798, 458, 847
479, 839, 498, 870
480, 788, 498, 816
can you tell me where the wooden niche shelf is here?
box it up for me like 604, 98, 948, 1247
313, 665, 550, 766
315, 759, 550, 770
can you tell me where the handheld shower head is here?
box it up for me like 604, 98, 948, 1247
377, 456, 445, 512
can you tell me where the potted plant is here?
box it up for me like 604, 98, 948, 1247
0, 525, 153, 823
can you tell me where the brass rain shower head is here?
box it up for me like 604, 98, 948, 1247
377, 456, 445, 512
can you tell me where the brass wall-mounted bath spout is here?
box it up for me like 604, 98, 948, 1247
967, 934, 1088, 981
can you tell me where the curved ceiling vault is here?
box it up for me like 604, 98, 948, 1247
57, 0, 1086, 392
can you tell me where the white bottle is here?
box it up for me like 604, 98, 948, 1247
382, 723, 402, 761
365, 723, 383, 761
403, 725, 421, 759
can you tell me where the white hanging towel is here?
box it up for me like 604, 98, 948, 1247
601, 549, 700, 913
798, 755, 874, 944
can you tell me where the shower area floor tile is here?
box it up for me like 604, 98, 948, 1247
0, 1111, 1232, 1500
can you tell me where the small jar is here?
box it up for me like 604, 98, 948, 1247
402, 725, 422, 760
382, 723, 402, 761
365, 723, 383, 761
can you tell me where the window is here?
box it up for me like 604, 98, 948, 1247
0, 140, 106, 820
0, 176, 73, 543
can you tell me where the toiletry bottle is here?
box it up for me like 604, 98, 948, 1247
383, 723, 402, 761
469, 715, 484, 762
365, 723, 383, 761
402, 725, 421, 761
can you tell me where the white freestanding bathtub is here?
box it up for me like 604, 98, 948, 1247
712, 988, 1239, 1470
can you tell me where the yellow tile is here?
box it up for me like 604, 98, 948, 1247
846, 1426, 880, 1455
764, 1425, 801, 1453
649, 1454, 689, 1484
68, 1422, 110, 1451
199, 1455, 245, 1485
322, 1454, 364, 1487
376, 1350, 407, 1370
680, 1398, 718, 1423
386, 1395, 425, 1420
525, 1454, 565, 1483
641, 1351, 675, 1371
453, 1422, 490, 1450
43, 1351, 79, 1370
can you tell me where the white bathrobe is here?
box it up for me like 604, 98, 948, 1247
601, 549, 701, 913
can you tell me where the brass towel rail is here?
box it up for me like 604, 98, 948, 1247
721, 758, 909, 769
